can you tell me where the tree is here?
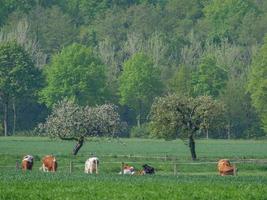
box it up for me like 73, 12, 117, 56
0, 0, 36, 26
248, 35, 267, 133
149, 94, 225, 160
40, 43, 109, 107
192, 55, 227, 97
37, 99, 123, 155
220, 76, 263, 139
119, 53, 163, 126
0, 42, 41, 136
203, 0, 257, 42
168, 64, 192, 96
29, 5, 76, 57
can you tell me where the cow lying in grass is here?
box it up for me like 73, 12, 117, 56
22, 155, 34, 171
119, 163, 155, 175
84, 157, 99, 174
217, 159, 237, 176
141, 164, 155, 175
40, 155, 57, 172
119, 163, 135, 175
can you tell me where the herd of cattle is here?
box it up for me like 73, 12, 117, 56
21, 155, 237, 176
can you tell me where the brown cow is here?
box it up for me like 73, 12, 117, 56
21, 155, 34, 171
217, 159, 236, 176
40, 155, 57, 172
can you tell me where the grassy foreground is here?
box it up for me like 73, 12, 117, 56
0, 137, 267, 199
0, 172, 267, 200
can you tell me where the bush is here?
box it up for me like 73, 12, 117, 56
130, 124, 150, 138
245, 125, 265, 139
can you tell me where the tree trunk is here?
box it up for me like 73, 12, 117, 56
73, 136, 84, 155
189, 134, 197, 160
3, 101, 8, 136
12, 100, 16, 135
206, 129, 209, 139
136, 115, 141, 127
137, 99, 142, 127
227, 122, 231, 140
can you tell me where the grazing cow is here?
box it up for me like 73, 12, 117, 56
84, 157, 99, 174
119, 163, 135, 175
217, 159, 236, 176
21, 155, 34, 171
40, 155, 57, 172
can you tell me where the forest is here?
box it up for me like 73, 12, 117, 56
0, 0, 266, 139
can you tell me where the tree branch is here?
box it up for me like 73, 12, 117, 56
58, 134, 79, 141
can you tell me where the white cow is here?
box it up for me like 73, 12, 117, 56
84, 157, 99, 174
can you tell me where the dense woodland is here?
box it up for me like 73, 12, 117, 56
0, 0, 267, 139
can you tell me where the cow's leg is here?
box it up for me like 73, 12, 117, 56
85, 166, 89, 174
42, 164, 46, 172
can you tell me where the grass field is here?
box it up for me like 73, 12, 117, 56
0, 137, 267, 199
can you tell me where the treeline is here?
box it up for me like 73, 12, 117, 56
0, 0, 266, 139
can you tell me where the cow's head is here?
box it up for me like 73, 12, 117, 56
93, 159, 99, 165
23, 155, 34, 163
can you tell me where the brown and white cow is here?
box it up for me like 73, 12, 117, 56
119, 163, 135, 175
40, 155, 57, 172
217, 159, 237, 176
21, 155, 34, 171
84, 157, 99, 174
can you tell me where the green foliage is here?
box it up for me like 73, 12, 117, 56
204, 0, 257, 42
168, 64, 192, 96
248, 35, 267, 133
149, 94, 226, 140
0, 42, 41, 99
130, 123, 150, 138
221, 76, 264, 138
40, 43, 109, 107
0, 0, 266, 138
29, 5, 76, 56
119, 53, 163, 125
0, 0, 35, 25
0, 42, 42, 134
192, 55, 228, 97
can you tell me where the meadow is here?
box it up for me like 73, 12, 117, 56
0, 137, 267, 199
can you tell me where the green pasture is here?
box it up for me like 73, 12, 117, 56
0, 172, 267, 200
0, 137, 267, 199
1, 137, 267, 159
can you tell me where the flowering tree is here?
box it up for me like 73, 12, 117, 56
150, 94, 226, 160
37, 99, 123, 155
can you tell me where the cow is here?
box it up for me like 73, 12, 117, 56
142, 164, 155, 175
84, 157, 99, 174
21, 155, 34, 171
217, 159, 237, 176
40, 155, 57, 172
119, 163, 135, 175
